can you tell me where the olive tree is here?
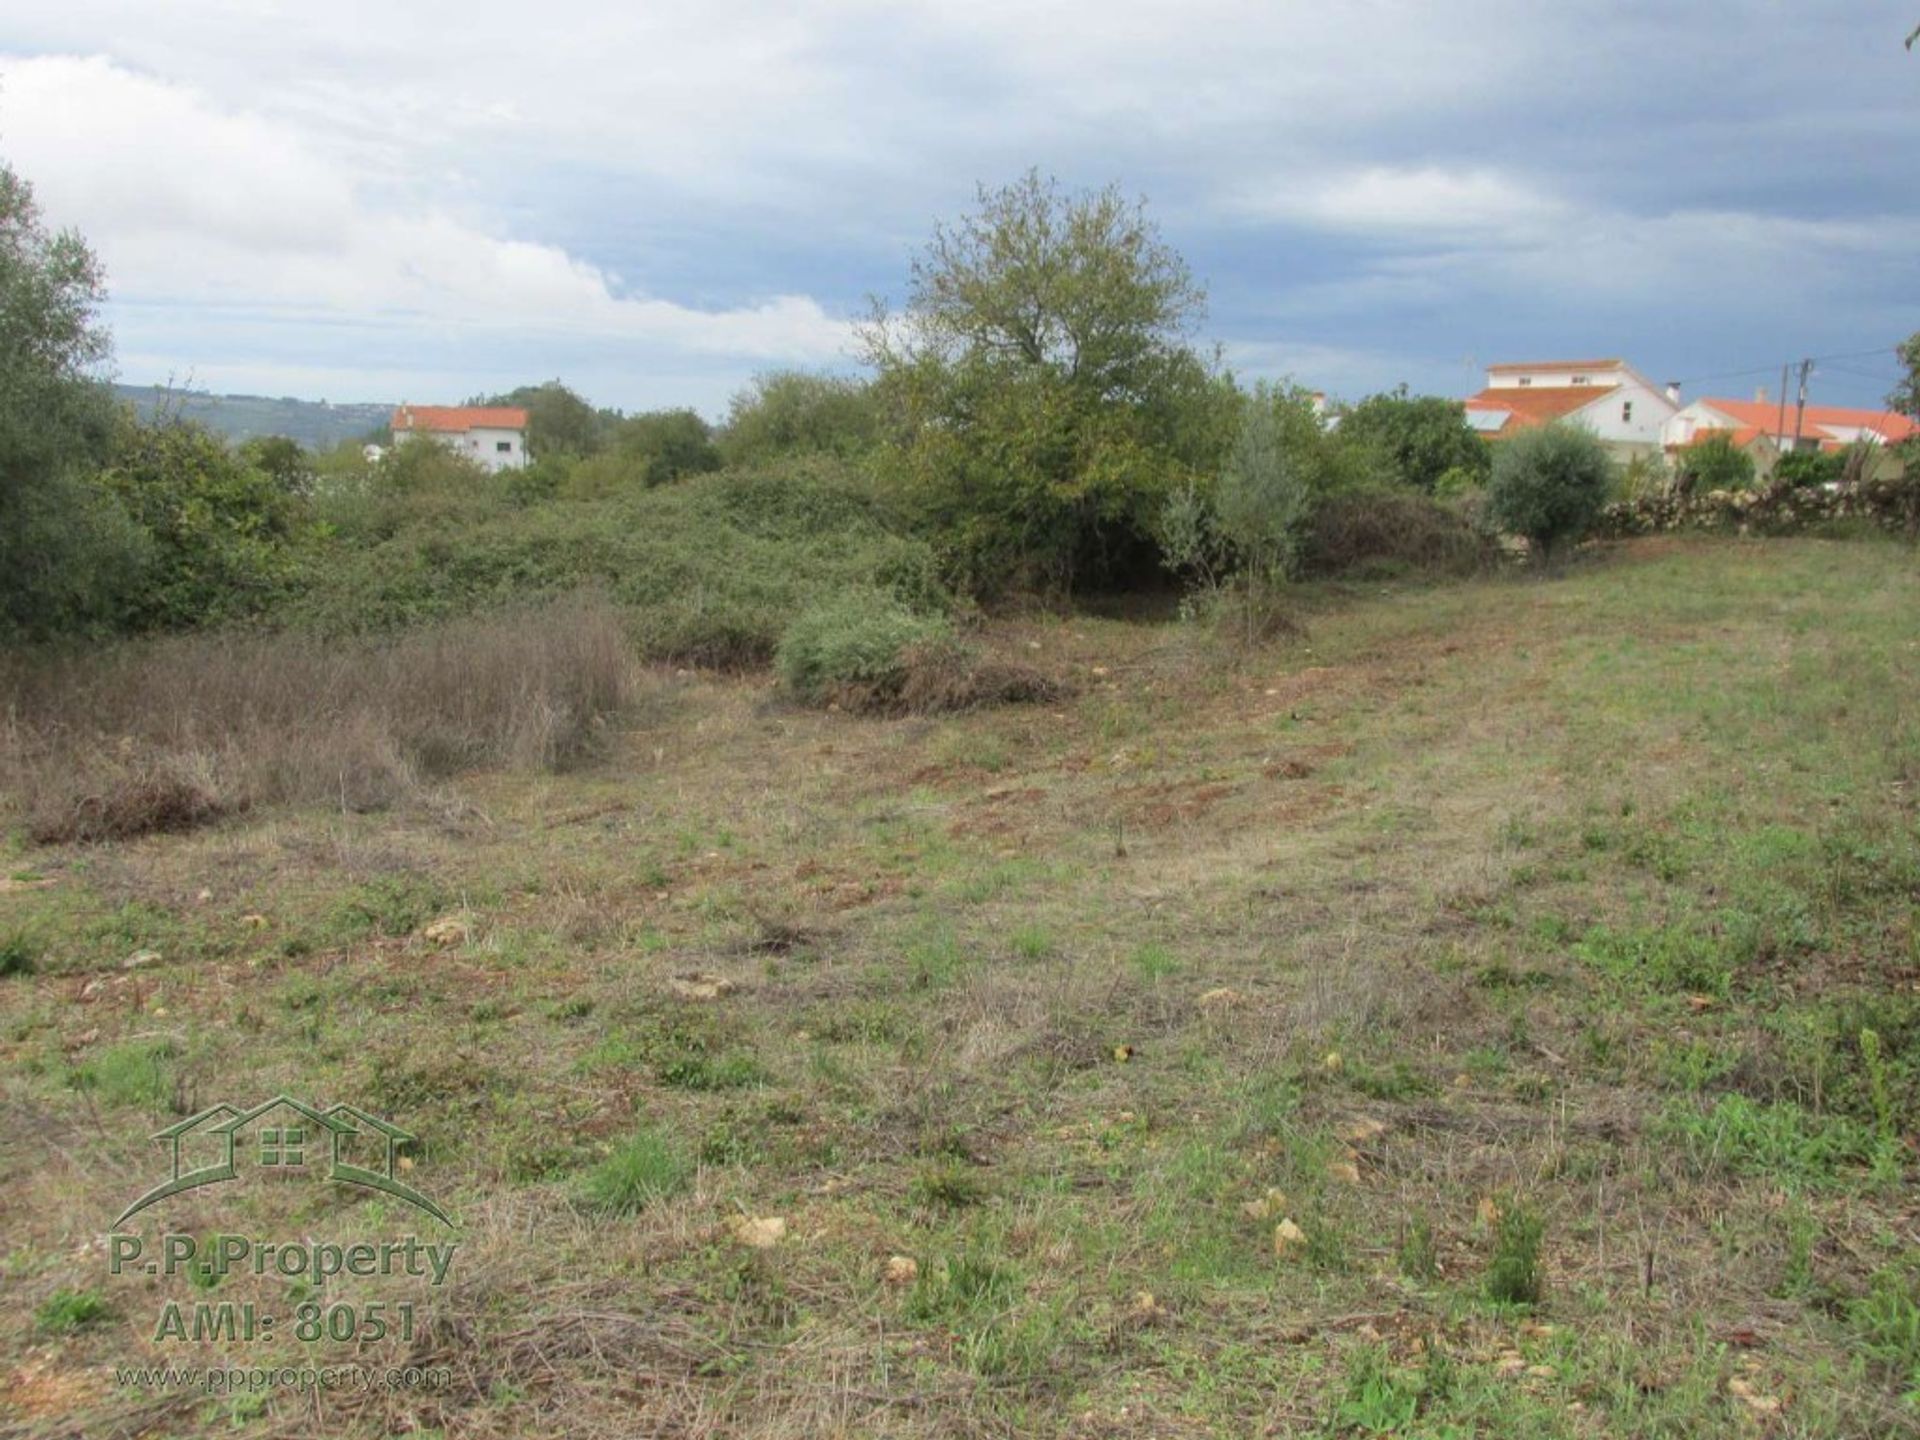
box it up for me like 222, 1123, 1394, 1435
1485, 422, 1614, 564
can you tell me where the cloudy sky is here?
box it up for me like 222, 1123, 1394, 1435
3, 3, 1915, 417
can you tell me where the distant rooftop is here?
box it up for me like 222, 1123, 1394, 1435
392, 405, 530, 433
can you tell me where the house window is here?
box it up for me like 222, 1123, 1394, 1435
260, 1127, 305, 1167
1622, 401, 1633, 423
1516, 377, 1532, 386
1571, 375, 1590, 385
496, 441, 512, 453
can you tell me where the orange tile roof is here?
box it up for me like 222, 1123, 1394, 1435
1464, 385, 1612, 434
1696, 398, 1917, 446
392, 405, 530, 433
1485, 359, 1624, 374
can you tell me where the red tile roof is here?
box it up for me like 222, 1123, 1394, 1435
1464, 385, 1611, 435
392, 405, 530, 434
1694, 398, 1917, 447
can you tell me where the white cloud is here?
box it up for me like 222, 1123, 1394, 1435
0, 54, 852, 380
1232, 166, 1570, 243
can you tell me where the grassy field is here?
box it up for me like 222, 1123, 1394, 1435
2, 536, 1917, 1438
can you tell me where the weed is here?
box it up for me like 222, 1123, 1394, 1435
1335, 1345, 1422, 1434
579, 1127, 691, 1215
0, 932, 38, 977
1576, 923, 1735, 996
1658, 1095, 1876, 1186
68, 1039, 178, 1111
1344, 1057, 1435, 1101
906, 1250, 1019, 1323
1399, 1215, 1439, 1282
1486, 1199, 1545, 1305
35, 1288, 112, 1335
1129, 943, 1179, 981
328, 874, 448, 941
1010, 925, 1054, 961
1852, 1261, 1920, 1392
911, 1160, 988, 1210
658, 1052, 767, 1092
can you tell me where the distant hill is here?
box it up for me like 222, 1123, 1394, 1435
112, 384, 394, 450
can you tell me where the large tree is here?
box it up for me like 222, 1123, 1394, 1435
0, 160, 144, 636
862, 171, 1232, 593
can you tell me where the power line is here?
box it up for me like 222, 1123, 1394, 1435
1671, 346, 1901, 391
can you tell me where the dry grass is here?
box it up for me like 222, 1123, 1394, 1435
0, 593, 643, 843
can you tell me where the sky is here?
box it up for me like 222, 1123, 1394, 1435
2, 3, 1916, 418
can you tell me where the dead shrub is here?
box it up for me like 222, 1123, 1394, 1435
1298, 489, 1496, 579
2, 593, 643, 843
827, 638, 1068, 716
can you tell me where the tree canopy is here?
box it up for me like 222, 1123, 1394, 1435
1338, 385, 1491, 493
0, 160, 144, 637
862, 171, 1232, 593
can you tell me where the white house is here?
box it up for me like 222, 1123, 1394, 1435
1463, 359, 1679, 463
390, 405, 530, 473
1662, 393, 1916, 478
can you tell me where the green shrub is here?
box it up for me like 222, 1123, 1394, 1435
1486, 423, 1614, 563
776, 589, 952, 703
1774, 449, 1841, 490
1674, 432, 1756, 494
35, 1287, 112, 1335
580, 1127, 691, 1215
720, 370, 879, 466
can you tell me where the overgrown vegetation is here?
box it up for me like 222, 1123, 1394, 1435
1, 594, 640, 841
6, 539, 1919, 1438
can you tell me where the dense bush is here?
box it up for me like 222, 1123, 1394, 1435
1773, 449, 1842, 490
721, 370, 879, 466
1486, 423, 1614, 562
1674, 433, 1755, 494
1338, 386, 1491, 494
292, 457, 945, 664
1296, 488, 1496, 578
97, 416, 309, 629
776, 589, 953, 702
865, 172, 1237, 595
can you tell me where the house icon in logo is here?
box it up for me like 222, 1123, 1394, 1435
116, 1094, 452, 1227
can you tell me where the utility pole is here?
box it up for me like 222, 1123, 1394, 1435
1792, 358, 1813, 451
1776, 366, 1788, 447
